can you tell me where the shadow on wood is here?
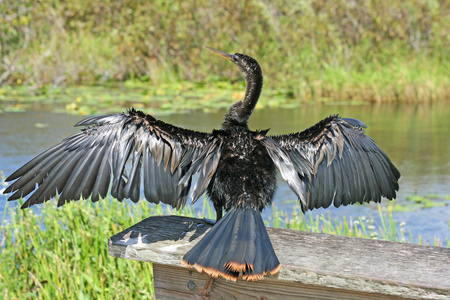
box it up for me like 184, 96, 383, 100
108, 215, 450, 299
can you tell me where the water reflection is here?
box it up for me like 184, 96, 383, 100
0, 102, 449, 243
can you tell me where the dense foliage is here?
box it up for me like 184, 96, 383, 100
1, 0, 449, 102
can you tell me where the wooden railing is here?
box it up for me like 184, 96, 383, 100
109, 215, 450, 299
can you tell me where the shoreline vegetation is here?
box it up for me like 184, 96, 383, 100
1, 0, 449, 115
1, 196, 449, 299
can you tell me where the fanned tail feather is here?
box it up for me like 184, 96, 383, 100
182, 208, 280, 281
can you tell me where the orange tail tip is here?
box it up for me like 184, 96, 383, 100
182, 261, 281, 282
242, 273, 264, 281
183, 259, 239, 281
269, 263, 281, 275
225, 261, 253, 272
182, 208, 280, 281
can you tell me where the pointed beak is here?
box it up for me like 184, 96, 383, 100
204, 46, 233, 62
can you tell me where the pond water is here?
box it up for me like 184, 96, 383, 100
1, 102, 449, 244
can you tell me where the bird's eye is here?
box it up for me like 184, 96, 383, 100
232, 55, 238, 62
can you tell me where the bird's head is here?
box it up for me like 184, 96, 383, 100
204, 46, 262, 80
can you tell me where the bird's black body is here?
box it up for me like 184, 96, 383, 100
208, 128, 277, 214
3, 47, 400, 281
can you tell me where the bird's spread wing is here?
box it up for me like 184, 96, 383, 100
269, 115, 400, 212
4, 109, 221, 209
258, 137, 311, 207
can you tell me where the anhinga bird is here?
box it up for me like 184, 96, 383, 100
4, 46, 400, 281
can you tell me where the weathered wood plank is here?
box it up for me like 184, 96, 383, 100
108, 215, 450, 299
152, 263, 407, 300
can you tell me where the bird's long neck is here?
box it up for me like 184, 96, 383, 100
241, 71, 263, 119
222, 66, 263, 129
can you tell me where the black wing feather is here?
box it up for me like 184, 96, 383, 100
181, 138, 223, 203
270, 115, 400, 211
258, 137, 311, 209
4, 108, 221, 209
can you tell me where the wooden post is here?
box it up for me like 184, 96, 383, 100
108, 215, 450, 299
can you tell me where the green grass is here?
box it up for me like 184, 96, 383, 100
0, 199, 156, 300
1, 195, 448, 299
1, 0, 448, 106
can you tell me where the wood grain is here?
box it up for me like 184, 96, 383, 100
109, 215, 450, 299
152, 263, 411, 300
